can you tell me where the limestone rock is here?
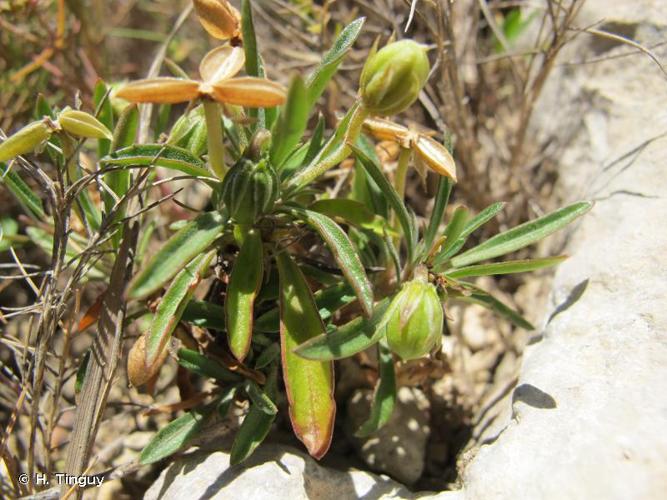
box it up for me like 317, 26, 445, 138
346, 387, 431, 485
143, 443, 416, 500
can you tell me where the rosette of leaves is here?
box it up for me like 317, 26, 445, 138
0, 0, 592, 467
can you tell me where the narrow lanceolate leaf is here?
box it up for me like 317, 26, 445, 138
309, 199, 395, 237
351, 144, 415, 260
255, 281, 356, 333
277, 251, 335, 459
294, 299, 390, 361
182, 300, 226, 331
94, 80, 114, 157
245, 380, 278, 415
140, 403, 215, 464
456, 285, 534, 330
101, 144, 212, 179
58, 109, 113, 140
0, 121, 52, 162
290, 208, 373, 318
451, 202, 592, 267
435, 201, 506, 264
230, 365, 278, 465
355, 341, 396, 437
226, 230, 264, 361
305, 17, 365, 108
432, 205, 469, 268
445, 255, 567, 279
423, 176, 452, 254
127, 211, 225, 300
146, 251, 215, 367
270, 75, 309, 167
115, 77, 200, 104
0, 163, 46, 219
177, 348, 240, 382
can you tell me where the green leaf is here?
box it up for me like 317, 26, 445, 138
93, 80, 114, 157
451, 202, 592, 267
277, 251, 335, 459
217, 385, 238, 417
423, 176, 452, 254
435, 202, 505, 263
309, 199, 394, 237
241, 0, 265, 129
182, 300, 226, 331
351, 144, 415, 261
245, 380, 278, 415
457, 286, 534, 330
303, 115, 325, 165
294, 298, 390, 361
226, 229, 264, 361
0, 163, 45, 220
254, 343, 280, 369
355, 341, 396, 437
177, 348, 240, 382
146, 251, 215, 367
0, 218, 22, 252
289, 207, 374, 318
100, 144, 212, 179
230, 365, 278, 465
446, 255, 567, 279
74, 351, 90, 395
255, 281, 357, 333
140, 404, 215, 464
127, 211, 225, 300
305, 18, 365, 108
270, 75, 309, 168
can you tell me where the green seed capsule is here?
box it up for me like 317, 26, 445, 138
359, 40, 430, 116
58, 108, 113, 140
385, 279, 443, 360
220, 158, 279, 224
0, 120, 52, 162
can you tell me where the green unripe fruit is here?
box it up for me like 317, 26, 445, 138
0, 120, 52, 162
359, 40, 430, 116
385, 279, 443, 361
221, 157, 279, 224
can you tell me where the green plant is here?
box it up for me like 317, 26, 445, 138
0, 0, 591, 472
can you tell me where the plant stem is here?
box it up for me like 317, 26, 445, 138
203, 99, 227, 179
286, 103, 369, 192
391, 147, 411, 245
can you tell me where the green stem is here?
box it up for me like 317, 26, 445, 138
286, 103, 369, 192
391, 147, 411, 246
203, 99, 227, 179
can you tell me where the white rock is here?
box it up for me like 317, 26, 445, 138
143, 443, 416, 500
449, 2, 667, 499
346, 387, 431, 485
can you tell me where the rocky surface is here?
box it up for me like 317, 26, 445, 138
144, 443, 419, 500
448, 1, 667, 499
346, 387, 431, 485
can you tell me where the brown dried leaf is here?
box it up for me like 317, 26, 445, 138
414, 135, 457, 181
193, 0, 242, 40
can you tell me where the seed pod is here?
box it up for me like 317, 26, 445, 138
359, 40, 430, 116
58, 108, 113, 140
384, 279, 443, 360
193, 0, 242, 41
0, 120, 52, 162
127, 332, 169, 387
220, 158, 279, 224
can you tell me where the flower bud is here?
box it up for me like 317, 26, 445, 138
359, 40, 430, 116
221, 158, 279, 224
385, 279, 443, 360
0, 120, 52, 162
